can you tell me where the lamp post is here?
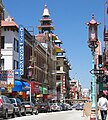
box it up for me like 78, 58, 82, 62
86, 15, 100, 120
27, 65, 33, 103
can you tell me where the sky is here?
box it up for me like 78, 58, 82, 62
2, 0, 106, 89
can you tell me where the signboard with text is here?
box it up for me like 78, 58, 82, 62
62, 75, 66, 93
7, 70, 14, 88
0, 70, 14, 88
18, 25, 24, 76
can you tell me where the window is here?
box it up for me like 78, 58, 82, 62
56, 66, 60, 70
14, 38, 18, 52
1, 59, 4, 70
56, 75, 61, 80
14, 60, 18, 69
1, 36, 5, 49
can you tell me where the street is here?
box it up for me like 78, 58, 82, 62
7, 110, 89, 120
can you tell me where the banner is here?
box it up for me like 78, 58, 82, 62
18, 25, 24, 76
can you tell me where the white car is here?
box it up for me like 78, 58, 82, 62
50, 103, 62, 112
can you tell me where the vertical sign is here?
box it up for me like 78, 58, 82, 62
62, 75, 66, 93
18, 25, 24, 76
7, 70, 14, 88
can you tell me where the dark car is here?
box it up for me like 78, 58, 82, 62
38, 102, 51, 113
22, 101, 38, 115
0, 95, 15, 119
9, 98, 26, 117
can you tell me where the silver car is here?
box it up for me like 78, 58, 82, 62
9, 98, 26, 117
0, 95, 15, 119
50, 103, 62, 111
22, 101, 38, 115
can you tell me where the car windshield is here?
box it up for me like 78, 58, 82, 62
22, 102, 30, 105
9, 99, 15, 103
72, 103, 79, 107
39, 103, 47, 106
16, 98, 22, 104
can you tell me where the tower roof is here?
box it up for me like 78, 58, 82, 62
86, 14, 100, 25
42, 4, 50, 17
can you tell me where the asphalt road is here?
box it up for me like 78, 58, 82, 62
7, 110, 89, 120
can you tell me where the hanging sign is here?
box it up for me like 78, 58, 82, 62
18, 25, 24, 76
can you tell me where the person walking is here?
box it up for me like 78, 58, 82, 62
98, 92, 108, 120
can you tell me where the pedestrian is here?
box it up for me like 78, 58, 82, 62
98, 92, 108, 120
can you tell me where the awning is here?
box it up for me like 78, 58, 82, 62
43, 87, 48, 94
22, 82, 30, 91
12, 81, 30, 92
12, 80, 22, 92
39, 86, 48, 94
1, 87, 5, 92
39, 86, 43, 93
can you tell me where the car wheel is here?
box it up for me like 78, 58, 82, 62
22, 109, 26, 116
11, 110, 15, 118
3, 110, 8, 119
35, 110, 38, 115
31, 110, 33, 115
17, 110, 22, 117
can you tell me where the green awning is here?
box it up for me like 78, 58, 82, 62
39, 86, 48, 94
43, 87, 48, 94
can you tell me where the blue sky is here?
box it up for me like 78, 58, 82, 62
3, 0, 106, 88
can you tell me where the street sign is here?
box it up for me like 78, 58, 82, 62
90, 69, 104, 75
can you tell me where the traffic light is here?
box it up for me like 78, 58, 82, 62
98, 55, 102, 68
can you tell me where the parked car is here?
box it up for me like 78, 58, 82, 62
76, 104, 84, 110
72, 103, 80, 110
50, 103, 62, 112
64, 103, 72, 110
9, 98, 26, 116
38, 102, 51, 113
57, 102, 68, 111
22, 101, 38, 115
0, 95, 15, 119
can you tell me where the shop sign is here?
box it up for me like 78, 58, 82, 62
0, 70, 14, 88
7, 70, 14, 88
0, 81, 7, 87
33, 83, 39, 93
36, 94, 43, 97
18, 25, 24, 76
0, 70, 8, 81
62, 75, 66, 93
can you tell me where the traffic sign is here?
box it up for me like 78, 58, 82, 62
90, 69, 104, 75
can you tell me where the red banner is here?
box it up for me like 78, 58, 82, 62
62, 76, 66, 93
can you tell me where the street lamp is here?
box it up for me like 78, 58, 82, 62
27, 65, 33, 103
86, 14, 100, 120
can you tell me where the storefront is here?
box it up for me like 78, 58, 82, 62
31, 82, 39, 94
11, 80, 30, 100
36, 86, 49, 102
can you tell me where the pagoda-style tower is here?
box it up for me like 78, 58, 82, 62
35, 5, 57, 99
38, 4, 54, 34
